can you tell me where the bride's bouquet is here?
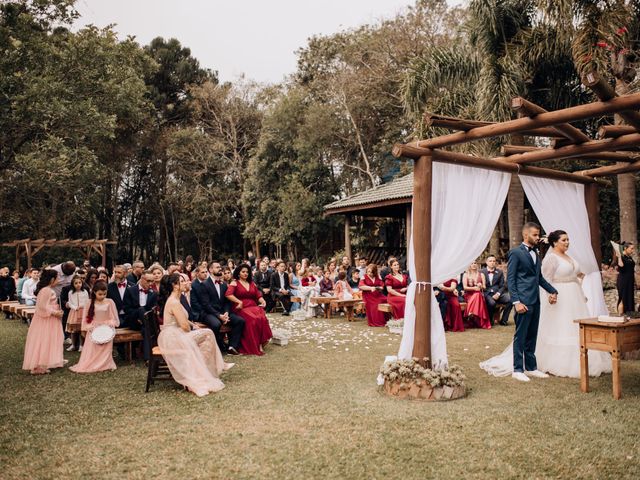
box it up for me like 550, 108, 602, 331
610, 240, 623, 258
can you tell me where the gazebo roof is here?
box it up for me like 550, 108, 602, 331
324, 173, 412, 216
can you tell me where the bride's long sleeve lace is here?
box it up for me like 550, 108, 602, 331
541, 254, 559, 282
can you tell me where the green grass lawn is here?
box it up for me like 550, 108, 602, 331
1, 312, 639, 479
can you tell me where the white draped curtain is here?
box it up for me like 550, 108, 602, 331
398, 163, 512, 367
519, 176, 608, 316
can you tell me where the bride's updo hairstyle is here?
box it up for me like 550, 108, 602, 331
548, 230, 567, 247
158, 273, 181, 310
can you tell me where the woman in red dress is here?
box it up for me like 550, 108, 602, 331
225, 264, 273, 355
438, 279, 464, 332
359, 264, 388, 327
384, 260, 408, 319
462, 261, 490, 329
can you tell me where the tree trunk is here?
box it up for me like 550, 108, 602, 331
507, 133, 526, 247
614, 79, 638, 245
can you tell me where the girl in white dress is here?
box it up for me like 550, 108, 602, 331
480, 230, 612, 378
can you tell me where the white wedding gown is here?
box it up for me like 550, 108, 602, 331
479, 252, 612, 378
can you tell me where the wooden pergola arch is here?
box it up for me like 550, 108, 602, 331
1, 238, 116, 271
392, 72, 640, 368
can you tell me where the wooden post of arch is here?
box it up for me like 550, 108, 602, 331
584, 183, 602, 266
412, 154, 432, 368
344, 215, 352, 264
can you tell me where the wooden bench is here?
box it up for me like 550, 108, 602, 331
311, 296, 337, 319
113, 329, 144, 362
1, 301, 19, 312
291, 296, 302, 303
331, 299, 364, 322
378, 303, 393, 314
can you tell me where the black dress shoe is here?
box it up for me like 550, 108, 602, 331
227, 346, 240, 355
499, 320, 508, 326
282, 312, 289, 316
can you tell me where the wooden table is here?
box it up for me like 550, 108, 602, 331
574, 317, 640, 399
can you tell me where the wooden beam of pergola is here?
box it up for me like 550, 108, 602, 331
500, 144, 638, 162
499, 132, 640, 165
575, 160, 640, 177
511, 97, 591, 144
415, 93, 640, 149
424, 113, 561, 138
583, 72, 640, 130
597, 125, 638, 139
392, 144, 597, 184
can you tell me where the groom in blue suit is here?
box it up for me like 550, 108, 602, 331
507, 222, 558, 382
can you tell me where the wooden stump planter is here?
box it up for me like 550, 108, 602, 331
379, 359, 467, 401
383, 379, 466, 401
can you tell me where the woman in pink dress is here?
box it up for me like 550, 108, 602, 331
359, 264, 388, 327
158, 274, 232, 396
384, 260, 408, 319
225, 264, 273, 356
70, 281, 119, 373
462, 262, 491, 329
438, 279, 464, 332
22, 269, 66, 375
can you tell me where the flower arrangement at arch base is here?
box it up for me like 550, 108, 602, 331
378, 357, 467, 401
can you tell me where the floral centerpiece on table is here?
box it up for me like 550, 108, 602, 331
386, 318, 404, 334
379, 357, 467, 400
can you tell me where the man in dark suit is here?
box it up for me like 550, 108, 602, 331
481, 255, 512, 326
507, 222, 558, 382
191, 264, 244, 355
270, 260, 292, 315
107, 265, 133, 325
123, 271, 158, 360
126, 261, 144, 286
254, 261, 274, 312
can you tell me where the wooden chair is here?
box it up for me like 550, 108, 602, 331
143, 311, 173, 393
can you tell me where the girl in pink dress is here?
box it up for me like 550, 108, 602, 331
70, 281, 119, 373
65, 275, 89, 352
359, 264, 388, 327
334, 271, 354, 300
384, 260, 408, 320
438, 279, 464, 332
22, 269, 66, 375
226, 264, 273, 356
463, 262, 491, 329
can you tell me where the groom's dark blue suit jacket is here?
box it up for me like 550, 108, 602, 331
507, 244, 557, 306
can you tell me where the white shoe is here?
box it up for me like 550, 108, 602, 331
512, 372, 530, 382
66, 345, 76, 352
78, 345, 83, 352
525, 369, 549, 378
64, 338, 72, 346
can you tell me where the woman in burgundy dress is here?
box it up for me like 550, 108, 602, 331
384, 260, 408, 319
225, 264, 273, 355
438, 279, 464, 332
462, 261, 491, 329
359, 264, 388, 327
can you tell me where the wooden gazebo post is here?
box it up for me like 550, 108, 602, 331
344, 215, 352, 263
412, 154, 433, 368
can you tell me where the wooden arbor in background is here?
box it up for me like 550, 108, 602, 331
393, 75, 640, 368
1, 238, 117, 271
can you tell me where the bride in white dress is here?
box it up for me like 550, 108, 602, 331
480, 230, 611, 378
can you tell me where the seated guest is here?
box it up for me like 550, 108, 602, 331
379, 257, 397, 283
359, 264, 388, 327
254, 261, 274, 312
70, 281, 119, 374
149, 265, 164, 292
107, 265, 131, 326
326, 261, 338, 282
123, 271, 158, 360
167, 262, 180, 275
462, 261, 491, 329
157, 273, 232, 396
334, 271, 354, 300
348, 269, 361, 291
270, 261, 292, 315
222, 266, 232, 284
127, 261, 144, 285
437, 279, 464, 331
319, 270, 334, 296
190, 264, 244, 355
225, 264, 273, 356
21, 269, 39, 306
0, 266, 16, 301
385, 259, 408, 319
481, 255, 512, 326
340, 256, 352, 280
16, 269, 30, 304
434, 287, 448, 323
97, 270, 109, 283
356, 257, 368, 278
289, 263, 301, 312
269, 258, 278, 272
299, 267, 320, 318
85, 269, 98, 292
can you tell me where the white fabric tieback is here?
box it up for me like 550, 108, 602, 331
414, 281, 432, 293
